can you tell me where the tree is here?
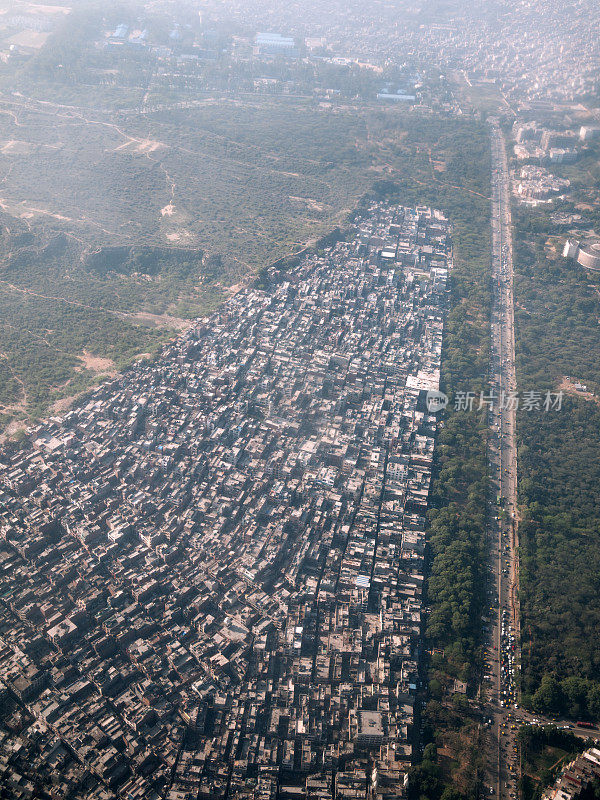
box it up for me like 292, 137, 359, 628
532, 675, 564, 714
423, 743, 438, 763
562, 676, 589, 718
441, 788, 463, 800
586, 685, 600, 721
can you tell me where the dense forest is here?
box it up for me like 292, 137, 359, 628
514, 202, 600, 718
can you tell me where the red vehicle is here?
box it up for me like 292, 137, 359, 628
576, 721, 596, 729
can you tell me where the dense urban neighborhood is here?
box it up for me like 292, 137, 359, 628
0, 203, 451, 800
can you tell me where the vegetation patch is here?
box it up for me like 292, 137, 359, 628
514, 201, 600, 719
518, 726, 588, 800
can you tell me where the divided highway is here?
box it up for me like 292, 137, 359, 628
483, 120, 520, 800
481, 122, 600, 800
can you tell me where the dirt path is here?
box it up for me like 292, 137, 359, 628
3, 320, 70, 356
384, 156, 491, 200
0, 107, 24, 127
0, 277, 111, 313
0, 351, 27, 410
0, 278, 189, 330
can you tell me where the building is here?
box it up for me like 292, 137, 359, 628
579, 126, 600, 142
563, 238, 600, 270
255, 33, 296, 56
563, 240, 580, 260
111, 24, 128, 40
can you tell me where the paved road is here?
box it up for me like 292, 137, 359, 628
481, 122, 600, 800
513, 710, 600, 741
482, 119, 520, 800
